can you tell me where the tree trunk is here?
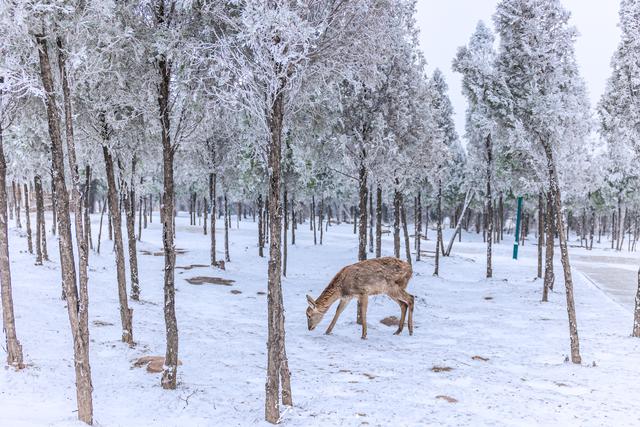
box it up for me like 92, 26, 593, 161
37, 34, 92, 423
444, 190, 474, 256
50, 177, 57, 236
283, 189, 288, 277
319, 199, 324, 245
358, 163, 368, 261
542, 141, 581, 364
13, 180, 21, 229
210, 173, 217, 266
312, 196, 317, 245
291, 195, 296, 245
265, 88, 292, 424
634, 266, 640, 337
23, 183, 33, 254
102, 145, 133, 344
85, 166, 93, 250
368, 188, 374, 254
138, 193, 143, 241
34, 175, 46, 264
224, 192, 230, 262
0, 118, 24, 369
121, 160, 140, 301
486, 135, 493, 279
543, 192, 555, 299
400, 195, 412, 266
97, 197, 106, 255
258, 194, 264, 257
434, 180, 443, 277
156, 52, 179, 390
375, 187, 382, 258
416, 192, 421, 261
537, 192, 544, 279
393, 190, 401, 258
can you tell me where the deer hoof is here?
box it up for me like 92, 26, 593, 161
324, 331, 333, 336
394, 330, 401, 335
361, 335, 367, 340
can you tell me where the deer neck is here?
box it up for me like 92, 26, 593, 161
315, 283, 341, 313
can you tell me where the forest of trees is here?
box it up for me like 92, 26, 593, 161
1, 0, 640, 425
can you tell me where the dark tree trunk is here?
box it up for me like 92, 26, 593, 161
543, 191, 555, 299
34, 175, 47, 264
85, 166, 93, 250
291, 194, 296, 245
400, 194, 412, 265
486, 135, 493, 279
97, 197, 106, 255
258, 194, 264, 257
210, 173, 217, 266
358, 163, 368, 261
312, 196, 316, 245
537, 192, 544, 279
13, 181, 21, 229
23, 183, 33, 254
375, 187, 382, 258
319, 198, 324, 245
434, 180, 443, 277
368, 188, 374, 254
224, 192, 230, 262
121, 160, 140, 301
416, 192, 422, 262
283, 189, 288, 277
393, 190, 401, 258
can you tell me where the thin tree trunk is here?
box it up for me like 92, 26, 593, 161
97, 197, 106, 255
400, 195, 412, 265
203, 196, 208, 235
312, 196, 317, 245
369, 188, 374, 254
224, 192, 230, 262
121, 160, 140, 301
50, 176, 57, 236
375, 187, 382, 258
486, 135, 493, 279
393, 190, 401, 258
85, 166, 92, 250
543, 191, 555, 299
37, 34, 92, 423
210, 173, 217, 266
102, 145, 133, 344
138, 193, 143, 241
444, 190, 474, 256
634, 266, 640, 337
258, 194, 264, 257
319, 198, 324, 245
537, 192, 544, 279
34, 175, 45, 264
283, 189, 288, 277
434, 180, 443, 277
416, 192, 422, 261
0, 117, 24, 368
14, 180, 21, 229
358, 163, 368, 261
23, 183, 33, 254
542, 141, 581, 364
291, 194, 296, 245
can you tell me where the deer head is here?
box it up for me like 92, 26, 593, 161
306, 295, 324, 331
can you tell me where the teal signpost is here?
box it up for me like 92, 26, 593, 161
513, 196, 523, 260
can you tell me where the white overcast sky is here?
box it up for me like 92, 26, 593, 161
415, 0, 621, 141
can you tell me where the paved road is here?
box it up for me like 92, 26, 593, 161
573, 253, 638, 312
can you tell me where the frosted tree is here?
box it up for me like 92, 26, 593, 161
453, 21, 512, 278
495, 0, 591, 364
599, 0, 640, 337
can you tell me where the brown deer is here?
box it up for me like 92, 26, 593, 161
306, 257, 414, 339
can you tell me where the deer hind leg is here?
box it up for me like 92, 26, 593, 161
392, 298, 408, 335
397, 290, 415, 336
325, 298, 349, 335
359, 295, 368, 340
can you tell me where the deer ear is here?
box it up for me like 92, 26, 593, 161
306, 295, 316, 309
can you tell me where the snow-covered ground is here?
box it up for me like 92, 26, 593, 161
1, 214, 639, 426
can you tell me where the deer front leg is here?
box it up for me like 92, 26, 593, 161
325, 298, 349, 335
359, 295, 368, 340
394, 300, 407, 335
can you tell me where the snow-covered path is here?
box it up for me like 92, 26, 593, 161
1, 216, 639, 426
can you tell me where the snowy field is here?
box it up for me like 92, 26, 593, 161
1, 214, 639, 426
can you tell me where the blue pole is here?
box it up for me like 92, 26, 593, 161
513, 196, 523, 260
